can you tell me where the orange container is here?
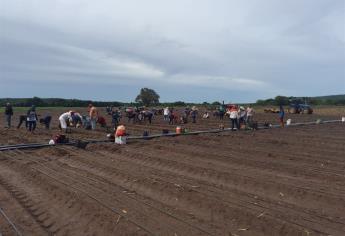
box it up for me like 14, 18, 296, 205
176, 126, 182, 134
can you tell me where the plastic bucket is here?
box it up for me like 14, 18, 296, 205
115, 136, 127, 145
286, 119, 291, 126
176, 126, 182, 134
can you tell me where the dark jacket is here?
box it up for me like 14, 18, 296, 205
27, 108, 38, 122
5, 105, 13, 116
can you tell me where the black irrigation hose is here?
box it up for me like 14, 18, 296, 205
0, 143, 76, 152
0, 120, 343, 152
0, 207, 23, 236
0, 142, 47, 149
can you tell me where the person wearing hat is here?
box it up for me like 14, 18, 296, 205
4, 102, 13, 128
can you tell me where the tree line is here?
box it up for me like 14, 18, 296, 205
1, 90, 344, 108
0, 97, 123, 107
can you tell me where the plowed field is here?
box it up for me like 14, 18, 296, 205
0, 106, 344, 236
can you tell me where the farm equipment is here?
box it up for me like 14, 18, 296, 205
288, 104, 313, 114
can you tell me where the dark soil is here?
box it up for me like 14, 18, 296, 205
0, 107, 344, 235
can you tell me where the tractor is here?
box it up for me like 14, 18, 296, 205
288, 104, 313, 114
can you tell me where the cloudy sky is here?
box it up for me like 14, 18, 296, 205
0, 0, 344, 103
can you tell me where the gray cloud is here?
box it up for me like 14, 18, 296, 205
0, 0, 344, 102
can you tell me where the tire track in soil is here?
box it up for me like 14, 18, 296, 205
1, 110, 344, 235
28, 147, 322, 236
104, 144, 345, 218
77, 150, 341, 235
0, 186, 32, 236
0, 169, 55, 235
141, 138, 345, 190
0, 152, 150, 236
46, 146, 345, 235
38, 148, 272, 235
4, 150, 214, 236
105, 148, 343, 233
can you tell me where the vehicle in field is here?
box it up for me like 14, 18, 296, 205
288, 104, 313, 114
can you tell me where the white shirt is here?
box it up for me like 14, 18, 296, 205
229, 110, 238, 119
59, 112, 71, 121
247, 107, 254, 116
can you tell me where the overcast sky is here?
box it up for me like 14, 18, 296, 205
0, 0, 344, 103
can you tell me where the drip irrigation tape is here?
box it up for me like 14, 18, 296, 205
0, 207, 23, 236
0, 119, 342, 152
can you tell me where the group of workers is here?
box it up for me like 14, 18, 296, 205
58, 104, 103, 131
162, 104, 257, 130
4, 103, 51, 132
3, 103, 104, 133
163, 106, 199, 124
3, 102, 286, 134
225, 105, 255, 130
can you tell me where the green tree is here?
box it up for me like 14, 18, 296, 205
32, 96, 44, 106
135, 88, 160, 107
172, 101, 186, 106
212, 101, 221, 106
274, 96, 289, 106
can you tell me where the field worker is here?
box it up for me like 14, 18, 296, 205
191, 106, 198, 123
246, 105, 255, 124
202, 112, 210, 119
27, 105, 38, 133
238, 106, 247, 127
163, 107, 170, 121
4, 102, 13, 128
144, 110, 154, 124
97, 116, 107, 127
228, 105, 239, 130
169, 109, 178, 125
70, 112, 83, 127
89, 104, 98, 130
39, 113, 52, 129
218, 105, 225, 120
111, 109, 121, 129
17, 115, 28, 129
279, 105, 285, 127
181, 109, 189, 124
59, 111, 72, 131
115, 125, 127, 144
